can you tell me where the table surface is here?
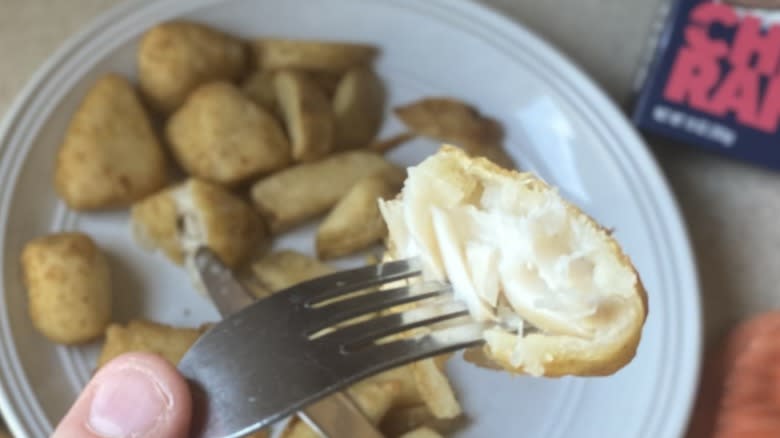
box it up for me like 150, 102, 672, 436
2, 0, 779, 433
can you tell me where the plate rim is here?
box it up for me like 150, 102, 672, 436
0, 0, 702, 436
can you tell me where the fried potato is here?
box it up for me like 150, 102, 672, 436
21, 232, 111, 344
370, 132, 417, 154
167, 82, 290, 185
138, 21, 247, 114
242, 70, 278, 114
274, 71, 334, 162
279, 380, 400, 438
333, 67, 385, 149
305, 71, 342, 97
412, 357, 462, 419
248, 250, 333, 296
366, 365, 422, 408
253, 38, 377, 73
316, 175, 401, 259
399, 427, 444, 438
394, 98, 513, 168
380, 405, 436, 437
97, 319, 206, 367
250, 151, 403, 233
54, 74, 167, 210
132, 178, 265, 268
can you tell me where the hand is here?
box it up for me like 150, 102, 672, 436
52, 352, 192, 438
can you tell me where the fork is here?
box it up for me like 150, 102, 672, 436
179, 247, 484, 438
183, 247, 385, 438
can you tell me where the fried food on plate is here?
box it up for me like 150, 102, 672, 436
131, 178, 265, 268
394, 98, 514, 168
21, 232, 111, 344
250, 151, 403, 233
333, 67, 385, 149
279, 380, 400, 438
316, 175, 401, 259
400, 427, 444, 438
55, 74, 167, 210
248, 250, 333, 296
253, 38, 377, 73
167, 82, 290, 185
97, 319, 206, 367
411, 357, 461, 419
242, 70, 278, 114
274, 70, 334, 162
138, 21, 247, 114
380, 146, 648, 377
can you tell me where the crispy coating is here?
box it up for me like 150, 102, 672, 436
166, 82, 290, 185
21, 232, 111, 344
54, 74, 167, 210
97, 319, 206, 367
138, 21, 247, 114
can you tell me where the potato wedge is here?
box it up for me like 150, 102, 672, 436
55, 74, 168, 210
253, 38, 377, 73
279, 380, 400, 438
132, 178, 265, 268
167, 82, 290, 185
248, 250, 333, 296
412, 357, 462, 419
250, 151, 403, 233
380, 405, 436, 437
21, 232, 111, 344
97, 319, 206, 367
138, 21, 247, 114
316, 175, 401, 259
394, 98, 513, 168
333, 67, 385, 149
400, 427, 444, 438
274, 71, 334, 162
366, 365, 422, 408
242, 70, 278, 113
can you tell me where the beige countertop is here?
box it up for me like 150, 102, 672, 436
2, 0, 779, 432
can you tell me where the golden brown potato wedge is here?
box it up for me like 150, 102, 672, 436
394, 97, 513, 168
333, 67, 385, 149
21, 232, 111, 344
366, 365, 422, 408
253, 38, 377, 73
399, 427, 444, 438
138, 21, 247, 114
279, 380, 400, 438
242, 70, 278, 113
167, 82, 291, 185
316, 175, 401, 259
248, 250, 333, 296
97, 319, 206, 367
250, 151, 403, 233
274, 70, 334, 162
412, 357, 462, 419
131, 178, 265, 268
380, 405, 436, 437
55, 74, 168, 210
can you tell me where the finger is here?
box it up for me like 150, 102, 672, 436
52, 352, 192, 438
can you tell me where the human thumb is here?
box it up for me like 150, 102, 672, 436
52, 352, 191, 438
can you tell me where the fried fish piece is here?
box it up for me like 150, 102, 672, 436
55, 74, 167, 210
21, 232, 111, 344
138, 21, 247, 114
166, 82, 290, 185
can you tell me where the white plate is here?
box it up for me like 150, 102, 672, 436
0, 0, 701, 437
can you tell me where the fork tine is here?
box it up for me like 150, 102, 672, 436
343, 322, 485, 377
305, 281, 451, 335
314, 299, 469, 346
284, 258, 423, 305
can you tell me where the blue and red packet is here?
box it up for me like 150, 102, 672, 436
633, 0, 780, 169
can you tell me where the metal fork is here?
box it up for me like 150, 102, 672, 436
182, 247, 385, 438
179, 247, 484, 438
